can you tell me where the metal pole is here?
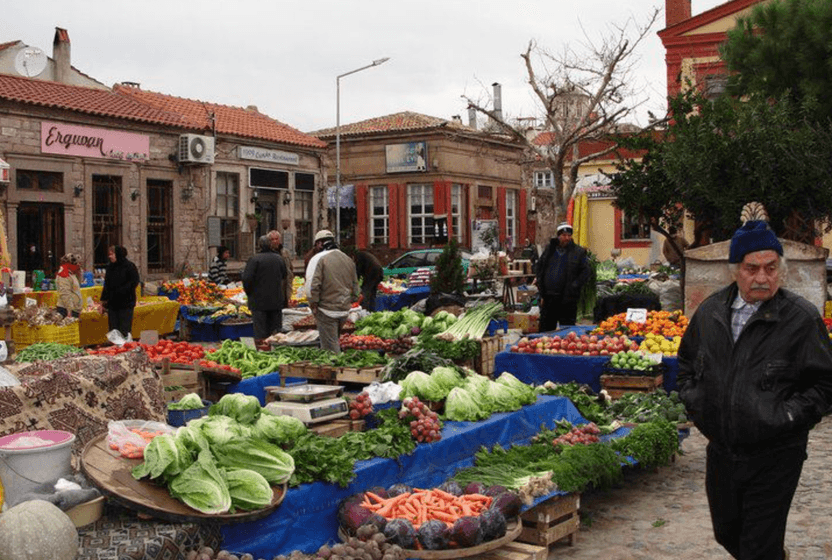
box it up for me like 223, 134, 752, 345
334, 57, 390, 245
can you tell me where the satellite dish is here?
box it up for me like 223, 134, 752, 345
14, 47, 48, 77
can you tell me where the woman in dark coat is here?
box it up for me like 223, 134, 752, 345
243, 235, 287, 342
100, 245, 140, 339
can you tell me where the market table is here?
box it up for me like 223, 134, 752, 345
220, 394, 585, 558
494, 326, 679, 393
78, 297, 181, 346
11, 285, 103, 308
375, 285, 431, 311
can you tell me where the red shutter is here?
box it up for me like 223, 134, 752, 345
388, 183, 399, 249
433, 181, 447, 216
399, 184, 409, 248
497, 186, 507, 247
356, 184, 368, 249
518, 189, 528, 243
463, 185, 470, 247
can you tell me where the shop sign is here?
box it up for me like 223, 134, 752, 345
40, 121, 149, 162
386, 141, 427, 173
0, 157, 9, 182
239, 146, 299, 165
586, 188, 615, 200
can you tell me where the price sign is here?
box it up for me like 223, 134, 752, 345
625, 308, 648, 323
182, 278, 192, 287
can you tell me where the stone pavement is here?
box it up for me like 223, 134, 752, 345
546, 417, 832, 560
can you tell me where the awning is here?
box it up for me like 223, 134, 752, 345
0, 157, 9, 183
327, 184, 355, 209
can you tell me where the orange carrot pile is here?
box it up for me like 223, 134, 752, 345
361, 488, 492, 530
109, 427, 169, 459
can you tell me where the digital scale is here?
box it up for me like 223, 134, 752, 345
264, 384, 349, 425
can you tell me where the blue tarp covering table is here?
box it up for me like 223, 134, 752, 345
374, 285, 431, 311
221, 395, 585, 558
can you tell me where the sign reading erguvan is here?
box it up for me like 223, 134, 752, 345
41, 121, 150, 162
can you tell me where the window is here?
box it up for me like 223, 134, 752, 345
92, 175, 122, 267
294, 190, 313, 257
17, 169, 63, 192
534, 170, 553, 189
216, 172, 240, 256
477, 185, 492, 200
147, 179, 173, 273
408, 184, 434, 245
451, 184, 463, 242
370, 186, 389, 245
505, 189, 518, 250
620, 210, 651, 241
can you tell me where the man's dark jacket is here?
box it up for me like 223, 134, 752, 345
242, 249, 286, 311
535, 239, 591, 302
354, 251, 383, 285
101, 250, 139, 310
677, 284, 832, 454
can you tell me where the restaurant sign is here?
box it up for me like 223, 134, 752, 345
239, 146, 299, 166
41, 121, 149, 162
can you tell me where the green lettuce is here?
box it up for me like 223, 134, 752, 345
485, 380, 522, 412
168, 449, 232, 514
209, 393, 262, 425
131, 433, 193, 481
224, 468, 274, 511
444, 387, 489, 422
167, 393, 205, 410
429, 366, 464, 398
400, 370, 444, 401
495, 372, 538, 405
212, 437, 295, 484
190, 415, 248, 447
252, 412, 307, 445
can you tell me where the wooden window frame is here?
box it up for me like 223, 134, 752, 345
370, 185, 389, 245
408, 184, 434, 246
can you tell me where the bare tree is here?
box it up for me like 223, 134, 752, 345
463, 9, 664, 240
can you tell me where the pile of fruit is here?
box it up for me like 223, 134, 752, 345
509, 331, 638, 356
550, 423, 601, 446
608, 350, 661, 372
339, 333, 413, 354
398, 396, 442, 443
348, 392, 374, 420
88, 340, 208, 364
638, 332, 681, 356
593, 310, 688, 337
161, 279, 225, 305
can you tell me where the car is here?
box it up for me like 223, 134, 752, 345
383, 248, 472, 277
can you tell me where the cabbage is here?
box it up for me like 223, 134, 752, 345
444, 387, 488, 422
168, 393, 206, 410
251, 412, 307, 445
224, 468, 274, 511
418, 519, 451, 549
462, 376, 494, 411
175, 425, 210, 453
131, 433, 193, 480
495, 372, 538, 405
209, 393, 262, 425
190, 415, 248, 447
485, 380, 522, 412
430, 366, 464, 396
451, 515, 484, 547
212, 437, 295, 484
399, 370, 444, 401
167, 449, 232, 514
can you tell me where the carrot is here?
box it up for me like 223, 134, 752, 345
463, 493, 491, 502
461, 502, 472, 516
429, 510, 457, 523
364, 491, 388, 504
431, 488, 458, 501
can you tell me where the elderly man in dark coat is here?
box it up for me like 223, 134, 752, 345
353, 251, 383, 312
242, 235, 287, 344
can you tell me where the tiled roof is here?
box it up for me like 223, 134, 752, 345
0, 41, 21, 52
532, 131, 648, 161
0, 73, 196, 127
114, 85, 326, 149
312, 111, 474, 139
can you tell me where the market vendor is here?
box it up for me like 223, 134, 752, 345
55, 253, 83, 318
535, 222, 591, 331
208, 246, 230, 285
100, 245, 140, 339
353, 250, 383, 312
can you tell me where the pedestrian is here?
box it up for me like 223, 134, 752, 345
304, 230, 359, 353
353, 250, 383, 312
662, 226, 689, 267
677, 219, 832, 560
242, 235, 287, 346
208, 246, 230, 285
100, 245, 140, 339
55, 253, 83, 318
268, 230, 294, 308
518, 237, 539, 273
534, 222, 591, 331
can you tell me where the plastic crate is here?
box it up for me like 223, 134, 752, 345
486, 319, 508, 336
187, 320, 220, 342
217, 321, 254, 340
166, 400, 212, 427
12, 321, 81, 350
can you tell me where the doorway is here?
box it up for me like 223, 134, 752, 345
17, 202, 65, 279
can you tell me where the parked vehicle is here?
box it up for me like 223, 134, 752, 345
383, 249, 472, 277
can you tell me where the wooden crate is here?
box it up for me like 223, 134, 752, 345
155, 359, 201, 402
517, 492, 580, 547
470, 540, 547, 560
310, 418, 365, 438
476, 335, 505, 378
600, 374, 663, 399
335, 365, 384, 384
281, 362, 336, 386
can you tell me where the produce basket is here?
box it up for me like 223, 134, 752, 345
601, 361, 666, 377
12, 321, 81, 350
166, 399, 212, 427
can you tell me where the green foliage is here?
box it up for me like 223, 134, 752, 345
721, 0, 832, 124
610, 419, 679, 469
609, 89, 832, 242
430, 238, 466, 295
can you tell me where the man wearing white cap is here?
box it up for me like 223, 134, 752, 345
304, 230, 359, 352
534, 222, 591, 331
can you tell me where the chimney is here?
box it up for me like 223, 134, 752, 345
665, 0, 691, 28
246, 105, 259, 113
451, 115, 462, 125
492, 82, 503, 123
467, 105, 478, 130
53, 27, 71, 84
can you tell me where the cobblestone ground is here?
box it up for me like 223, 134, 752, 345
547, 417, 832, 560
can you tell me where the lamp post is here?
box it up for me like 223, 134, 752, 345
336, 57, 390, 244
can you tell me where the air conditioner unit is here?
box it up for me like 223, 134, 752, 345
178, 134, 215, 164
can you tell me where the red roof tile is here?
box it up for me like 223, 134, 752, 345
0, 41, 21, 52
313, 111, 473, 139
532, 131, 648, 161
0, 73, 196, 127
114, 85, 326, 149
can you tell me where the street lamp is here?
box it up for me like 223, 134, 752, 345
336, 57, 390, 244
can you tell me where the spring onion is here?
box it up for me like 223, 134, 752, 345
439, 302, 503, 341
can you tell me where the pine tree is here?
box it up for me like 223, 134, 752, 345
430, 238, 466, 295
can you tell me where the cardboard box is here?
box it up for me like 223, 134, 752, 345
507, 312, 539, 333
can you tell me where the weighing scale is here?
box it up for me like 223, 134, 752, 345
264, 384, 349, 425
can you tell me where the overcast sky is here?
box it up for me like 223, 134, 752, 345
4, 0, 726, 134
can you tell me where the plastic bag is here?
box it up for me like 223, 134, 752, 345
106, 329, 133, 346
365, 381, 402, 405
107, 420, 174, 459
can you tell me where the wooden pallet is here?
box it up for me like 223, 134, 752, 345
476, 335, 505, 378
281, 362, 336, 386
600, 374, 663, 399
517, 492, 580, 547
470, 540, 548, 560
310, 419, 365, 438
335, 365, 384, 384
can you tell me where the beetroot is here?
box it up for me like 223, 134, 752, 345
451, 515, 484, 547
438, 479, 463, 496
417, 519, 451, 550
463, 482, 487, 495
383, 518, 416, 548
386, 483, 412, 497
479, 508, 507, 541
366, 486, 389, 499
360, 513, 388, 533
489, 491, 522, 519
339, 502, 374, 535
484, 485, 508, 497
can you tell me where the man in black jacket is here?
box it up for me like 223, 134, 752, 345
100, 245, 140, 339
353, 251, 383, 312
534, 222, 591, 331
242, 235, 287, 344
677, 220, 832, 560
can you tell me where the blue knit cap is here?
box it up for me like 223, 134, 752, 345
728, 220, 783, 263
